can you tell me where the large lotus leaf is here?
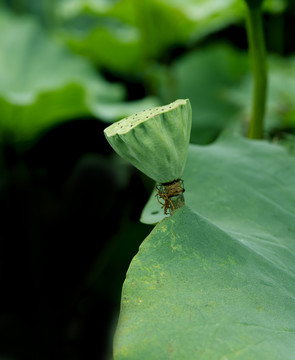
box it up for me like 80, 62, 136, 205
171, 45, 249, 144
57, 0, 286, 45
0, 12, 124, 142
56, 0, 286, 77
56, 0, 244, 73
57, 0, 196, 71
115, 133, 295, 359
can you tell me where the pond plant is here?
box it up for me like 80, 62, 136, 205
104, 0, 295, 359
0, 0, 295, 358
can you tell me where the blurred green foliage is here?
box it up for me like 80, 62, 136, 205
227, 55, 295, 132
0, 11, 124, 142
0, 0, 292, 147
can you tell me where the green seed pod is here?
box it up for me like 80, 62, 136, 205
104, 99, 192, 184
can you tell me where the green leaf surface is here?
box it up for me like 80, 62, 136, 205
115, 134, 295, 359
57, 0, 286, 72
172, 45, 249, 144
57, 15, 141, 73
0, 12, 124, 142
56, 0, 195, 72
56, 0, 244, 72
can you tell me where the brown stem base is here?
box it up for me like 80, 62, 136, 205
155, 179, 185, 215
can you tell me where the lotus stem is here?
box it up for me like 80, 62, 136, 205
245, 5, 268, 139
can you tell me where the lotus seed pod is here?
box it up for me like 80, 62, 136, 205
104, 99, 192, 184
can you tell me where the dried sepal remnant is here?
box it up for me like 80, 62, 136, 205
104, 99, 192, 184
155, 179, 185, 215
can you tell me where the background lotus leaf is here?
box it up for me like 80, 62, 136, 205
0, 12, 124, 142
